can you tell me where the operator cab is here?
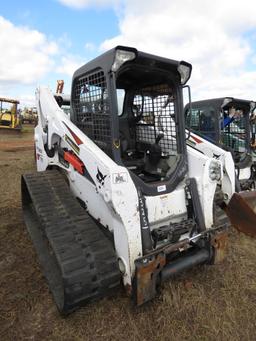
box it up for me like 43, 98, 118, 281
71, 46, 192, 194
185, 98, 253, 168
117, 68, 181, 183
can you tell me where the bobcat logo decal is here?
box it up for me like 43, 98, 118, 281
213, 153, 221, 159
96, 168, 107, 186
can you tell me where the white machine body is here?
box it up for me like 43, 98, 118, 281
34, 87, 232, 287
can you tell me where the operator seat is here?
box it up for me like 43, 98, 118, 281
119, 116, 145, 170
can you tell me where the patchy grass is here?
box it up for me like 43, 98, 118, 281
21, 124, 35, 134
0, 131, 256, 341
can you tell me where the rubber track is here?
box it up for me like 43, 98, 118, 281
21, 170, 120, 314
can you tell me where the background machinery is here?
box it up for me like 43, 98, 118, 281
0, 97, 22, 132
21, 46, 256, 314
21, 107, 38, 124
184, 98, 256, 190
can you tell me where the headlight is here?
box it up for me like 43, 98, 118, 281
177, 62, 192, 85
111, 49, 136, 72
209, 160, 222, 181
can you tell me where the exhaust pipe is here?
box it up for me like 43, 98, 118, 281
161, 248, 211, 282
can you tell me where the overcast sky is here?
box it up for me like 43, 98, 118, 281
1, 0, 256, 107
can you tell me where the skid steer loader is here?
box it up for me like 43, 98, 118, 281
21, 46, 256, 314
184, 98, 256, 191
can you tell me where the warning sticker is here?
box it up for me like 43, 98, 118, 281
112, 172, 128, 184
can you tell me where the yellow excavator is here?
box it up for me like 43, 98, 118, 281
0, 97, 22, 132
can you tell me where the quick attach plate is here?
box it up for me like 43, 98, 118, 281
135, 252, 166, 306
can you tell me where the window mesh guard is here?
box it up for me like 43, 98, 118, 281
73, 70, 111, 155
133, 85, 178, 156
222, 114, 247, 154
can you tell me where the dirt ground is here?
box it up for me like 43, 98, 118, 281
0, 127, 256, 341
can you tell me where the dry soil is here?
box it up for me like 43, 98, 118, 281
0, 127, 256, 341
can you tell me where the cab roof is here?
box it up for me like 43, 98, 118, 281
73, 45, 192, 85
185, 97, 253, 111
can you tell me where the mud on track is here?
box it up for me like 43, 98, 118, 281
0, 129, 256, 341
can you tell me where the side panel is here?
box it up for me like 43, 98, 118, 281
188, 132, 235, 202
187, 146, 219, 228
34, 87, 143, 286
